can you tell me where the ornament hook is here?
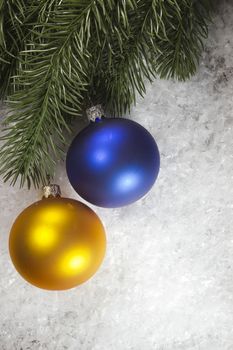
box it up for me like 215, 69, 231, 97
86, 105, 104, 122
42, 176, 61, 198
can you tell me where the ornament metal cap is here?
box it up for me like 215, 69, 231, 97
86, 105, 104, 122
42, 184, 61, 198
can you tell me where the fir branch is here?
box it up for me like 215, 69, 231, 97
0, 0, 214, 188
0, 1, 92, 187
0, 0, 65, 98
91, 0, 161, 114
154, 0, 212, 80
0, 0, 35, 98
89, 0, 212, 113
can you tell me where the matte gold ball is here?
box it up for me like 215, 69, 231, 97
9, 198, 106, 290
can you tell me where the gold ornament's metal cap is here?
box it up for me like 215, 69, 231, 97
42, 184, 61, 198
86, 105, 104, 122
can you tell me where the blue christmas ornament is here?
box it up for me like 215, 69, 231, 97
66, 106, 160, 208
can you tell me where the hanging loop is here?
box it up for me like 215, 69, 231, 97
42, 179, 61, 198
86, 105, 105, 122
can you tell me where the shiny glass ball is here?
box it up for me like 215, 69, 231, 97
66, 118, 160, 208
9, 197, 106, 290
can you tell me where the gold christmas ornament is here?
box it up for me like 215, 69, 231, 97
9, 185, 106, 290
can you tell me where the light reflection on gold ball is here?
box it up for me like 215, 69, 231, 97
9, 198, 106, 290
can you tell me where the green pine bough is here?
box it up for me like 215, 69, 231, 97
0, 0, 212, 188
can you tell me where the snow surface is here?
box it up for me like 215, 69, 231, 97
0, 1, 233, 349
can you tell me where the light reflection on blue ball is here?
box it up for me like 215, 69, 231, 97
115, 170, 141, 193
66, 118, 160, 208
92, 149, 108, 163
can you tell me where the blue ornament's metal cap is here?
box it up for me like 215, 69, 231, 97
86, 105, 104, 122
